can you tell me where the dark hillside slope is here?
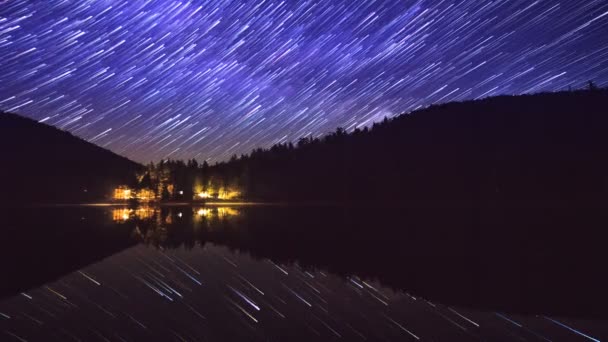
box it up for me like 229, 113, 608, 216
0, 113, 141, 204
208, 89, 608, 205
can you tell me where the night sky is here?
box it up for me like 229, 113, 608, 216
1, 0, 607, 163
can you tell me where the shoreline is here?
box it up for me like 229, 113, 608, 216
19, 198, 608, 209
29, 201, 282, 207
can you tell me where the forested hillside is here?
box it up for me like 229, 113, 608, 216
0, 113, 141, 204
177, 88, 608, 205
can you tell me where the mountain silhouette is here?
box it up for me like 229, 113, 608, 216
0, 112, 141, 204
4, 88, 608, 206
191, 88, 608, 206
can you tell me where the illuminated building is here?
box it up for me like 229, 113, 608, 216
196, 188, 241, 200
113, 186, 156, 202
217, 189, 241, 200
136, 188, 155, 202
197, 191, 211, 199
114, 186, 132, 200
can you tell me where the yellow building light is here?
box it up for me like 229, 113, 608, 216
198, 191, 211, 198
217, 190, 241, 200
114, 186, 133, 200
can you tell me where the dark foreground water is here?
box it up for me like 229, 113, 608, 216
1, 205, 607, 341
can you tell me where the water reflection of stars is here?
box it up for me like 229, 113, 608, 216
1, 244, 606, 341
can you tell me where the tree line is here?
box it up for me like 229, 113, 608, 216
133, 87, 608, 205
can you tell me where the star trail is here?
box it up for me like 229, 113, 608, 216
2, 243, 607, 341
1, 0, 607, 162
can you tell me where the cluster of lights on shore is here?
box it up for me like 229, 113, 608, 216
113, 186, 240, 202
196, 190, 241, 200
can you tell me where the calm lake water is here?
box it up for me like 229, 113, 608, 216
1, 205, 607, 341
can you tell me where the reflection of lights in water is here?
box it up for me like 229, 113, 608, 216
113, 206, 239, 222
218, 207, 239, 217
112, 207, 156, 222
195, 207, 240, 218
112, 208, 131, 221
197, 208, 211, 217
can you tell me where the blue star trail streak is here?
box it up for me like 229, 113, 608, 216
1, 243, 607, 341
0, 0, 607, 162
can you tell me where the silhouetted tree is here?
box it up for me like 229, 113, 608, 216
107, 88, 608, 206
588, 80, 598, 91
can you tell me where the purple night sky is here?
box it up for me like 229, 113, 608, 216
1, 0, 607, 162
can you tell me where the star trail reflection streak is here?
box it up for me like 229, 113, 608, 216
2, 243, 607, 341
544, 317, 601, 342
0, 0, 607, 162
3, 197, 608, 342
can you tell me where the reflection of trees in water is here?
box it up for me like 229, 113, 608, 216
195, 207, 240, 219
114, 205, 608, 318
115, 206, 242, 249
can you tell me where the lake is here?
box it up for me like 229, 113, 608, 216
0, 205, 607, 341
